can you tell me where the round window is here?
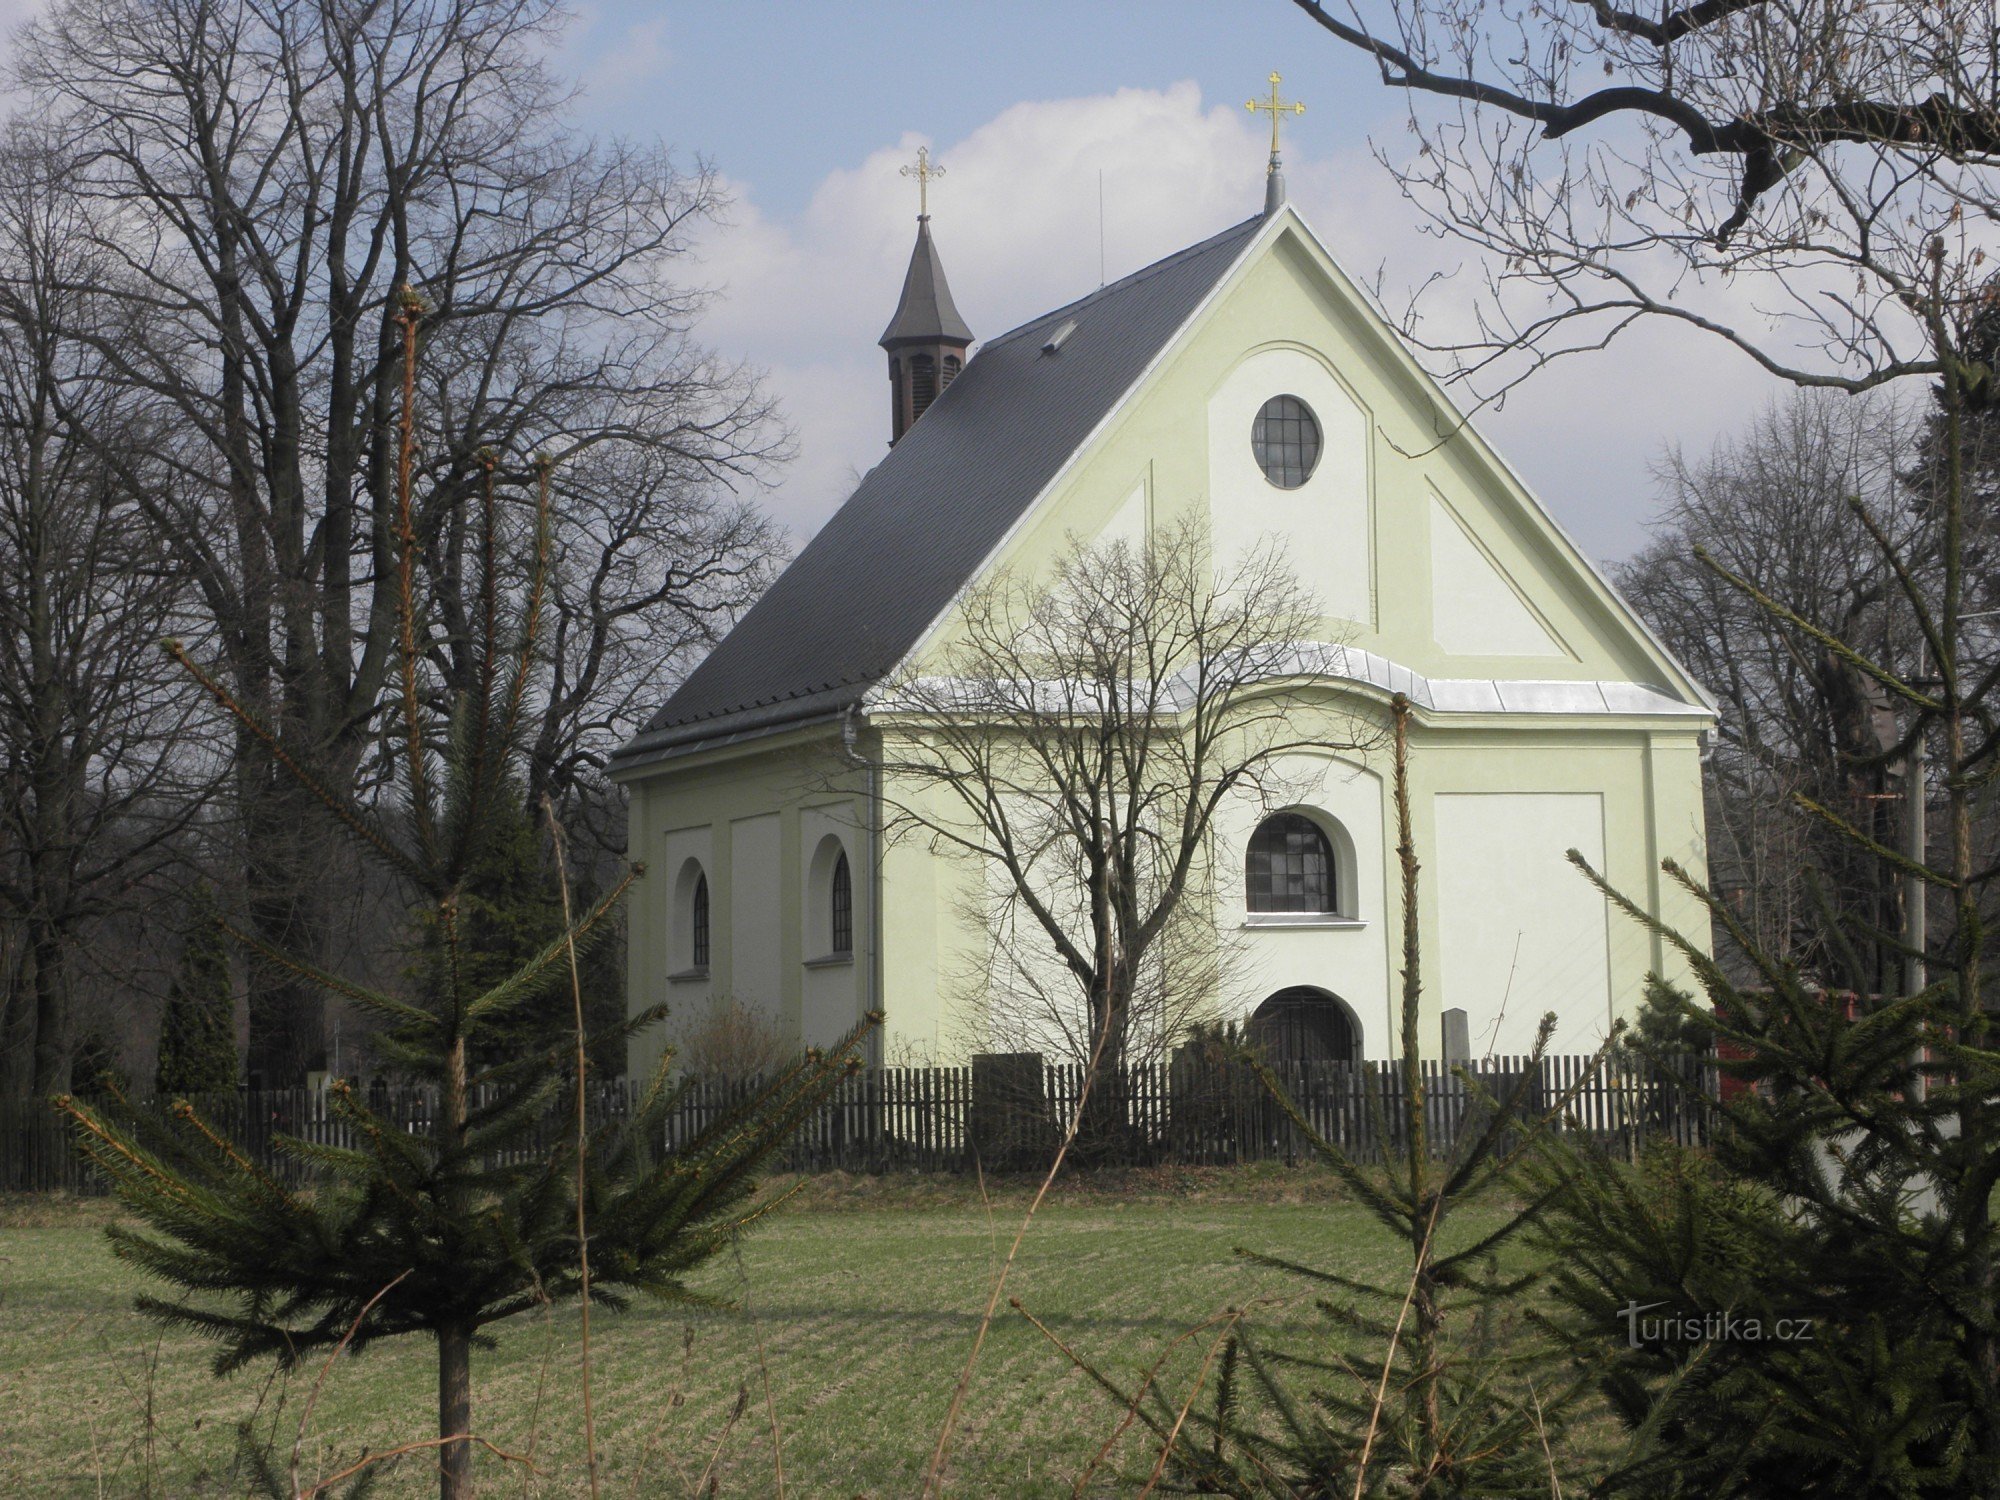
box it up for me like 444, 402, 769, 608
1252, 395, 1321, 489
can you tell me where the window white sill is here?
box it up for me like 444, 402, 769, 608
1239, 915, 1366, 931
667, 967, 709, 984
803, 952, 855, 969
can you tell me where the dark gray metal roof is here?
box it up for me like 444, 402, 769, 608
613, 214, 1263, 773
879, 216, 973, 347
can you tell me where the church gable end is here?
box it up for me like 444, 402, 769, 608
910, 210, 1707, 710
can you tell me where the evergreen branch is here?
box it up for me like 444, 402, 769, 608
53, 1095, 202, 1205
463, 867, 637, 1025
1434, 1018, 1564, 1199
1572, 850, 1773, 1008
1793, 795, 1956, 888
168, 1099, 302, 1206
163, 640, 423, 886
216, 920, 434, 1028
1844, 493, 1949, 690
1693, 545, 1943, 713
1241, 1052, 1410, 1227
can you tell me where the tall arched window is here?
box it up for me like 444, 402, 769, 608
830, 851, 853, 955
691, 872, 710, 969
941, 354, 962, 389
1246, 813, 1336, 914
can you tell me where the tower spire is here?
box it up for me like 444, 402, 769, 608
880, 146, 973, 445
1247, 71, 1305, 215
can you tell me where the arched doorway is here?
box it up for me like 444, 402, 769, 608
1249, 986, 1358, 1063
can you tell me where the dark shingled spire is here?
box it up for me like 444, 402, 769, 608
880, 215, 974, 443
879, 216, 973, 347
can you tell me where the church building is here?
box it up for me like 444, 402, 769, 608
611, 123, 1714, 1074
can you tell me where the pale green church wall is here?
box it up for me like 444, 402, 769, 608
619, 733, 879, 1080
912, 225, 1692, 697
1405, 724, 1708, 1056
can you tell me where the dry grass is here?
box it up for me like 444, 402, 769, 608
0, 1171, 1513, 1496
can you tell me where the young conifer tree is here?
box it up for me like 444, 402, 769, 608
1520, 311, 2000, 1492
155, 883, 237, 1096
55, 291, 875, 1500
1056, 699, 1593, 1495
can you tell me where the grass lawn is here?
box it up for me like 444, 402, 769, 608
0, 1168, 1519, 1497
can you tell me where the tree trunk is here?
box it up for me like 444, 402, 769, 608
1073, 976, 1133, 1166
28, 924, 68, 1096
438, 1016, 474, 1497
437, 1321, 473, 1499
240, 765, 330, 1087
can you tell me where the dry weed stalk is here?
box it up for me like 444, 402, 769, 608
921, 973, 1121, 1497
289, 1271, 412, 1496
544, 793, 601, 1500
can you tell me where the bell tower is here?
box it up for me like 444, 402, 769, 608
881, 146, 973, 445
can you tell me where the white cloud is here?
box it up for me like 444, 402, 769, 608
577, 15, 672, 104
686, 81, 1785, 561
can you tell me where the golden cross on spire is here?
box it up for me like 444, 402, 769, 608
1246, 71, 1305, 168
900, 145, 945, 218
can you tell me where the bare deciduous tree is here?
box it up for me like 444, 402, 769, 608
862, 514, 1366, 1150
0, 129, 218, 1094
16, 0, 786, 1083
1287, 0, 2000, 406
1618, 392, 1929, 987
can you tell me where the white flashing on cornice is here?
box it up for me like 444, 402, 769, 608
861, 642, 1711, 723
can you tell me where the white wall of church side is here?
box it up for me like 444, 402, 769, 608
1206, 345, 1372, 625
1097, 474, 1150, 553
1433, 792, 1613, 1056
1427, 492, 1568, 658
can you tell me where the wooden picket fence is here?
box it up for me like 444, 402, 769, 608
0, 1052, 1713, 1194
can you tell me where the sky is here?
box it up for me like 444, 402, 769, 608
0, 0, 1797, 567
546, 0, 1805, 568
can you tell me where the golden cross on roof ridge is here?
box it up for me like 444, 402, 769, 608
1246, 71, 1305, 165
900, 145, 945, 218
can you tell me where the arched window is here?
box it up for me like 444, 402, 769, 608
1251, 394, 1322, 489
830, 851, 852, 955
910, 353, 937, 415
691, 872, 710, 969
941, 354, 962, 389
1246, 813, 1336, 914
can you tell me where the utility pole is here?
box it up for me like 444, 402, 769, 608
1905, 701, 1926, 1001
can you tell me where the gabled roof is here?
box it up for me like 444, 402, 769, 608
879, 216, 973, 347
612, 214, 1264, 773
